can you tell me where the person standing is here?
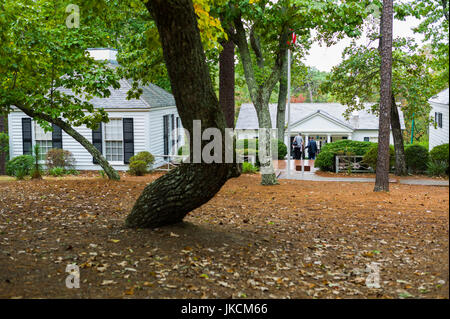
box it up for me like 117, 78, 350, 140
292, 133, 303, 160
307, 136, 318, 160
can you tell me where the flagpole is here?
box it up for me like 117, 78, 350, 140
287, 48, 291, 178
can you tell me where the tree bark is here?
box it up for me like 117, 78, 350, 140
14, 104, 120, 180
374, 0, 393, 192
276, 53, 288, 142
0, 115, 6, 175
126, 0, 239, 228
219, 40, 235, 128
390, 95, 407, 176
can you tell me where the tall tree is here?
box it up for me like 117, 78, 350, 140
125, 0, 239, 229
0, 0, 121, 180
375, 0, 394, 192
219, 40, 236, 128
219, 0, 369, 185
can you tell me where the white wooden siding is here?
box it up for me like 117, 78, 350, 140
8, 107, 183, 171
429, 102, 449, 151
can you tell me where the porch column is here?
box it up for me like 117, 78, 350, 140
347, 133, 352, 140
327, 134, 331, 143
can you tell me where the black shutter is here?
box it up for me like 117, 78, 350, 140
163, 115, 169, 158
438, 113, 443, 128
123, 118, 134, 164
22, 118, 32, 155
52, 123, 62, 149
171, 114, 175, 151
92, 124, 102, 164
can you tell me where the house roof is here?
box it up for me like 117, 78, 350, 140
429, 88, 449, 106
57, 78, 175, 110
235, 103, 406, 131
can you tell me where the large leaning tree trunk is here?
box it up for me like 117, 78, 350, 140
0, 114, 6, 175
125, 0, 239, 229
14, 104, 120, 180
276, 53, 288, 144
374, 0, 393, 192
391, 95, 407, 176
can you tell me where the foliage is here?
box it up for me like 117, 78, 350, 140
99, 170, 107, 179
128, 160, 148, 176
48, 167, 65, 177
426, 160, 448, 177
6, 155, 34, 178
242, 162, 258, 174
46, 149, 75, 170
430, 143, 449, 166
129, 151, 155, 166
0, 132, 8, 154
128, 151, 155, 176
404, 144, 430, 173
31, 144, 43, 179
362, 144, 395, 171
314, 140, 375, 171
178, 145, 190, 156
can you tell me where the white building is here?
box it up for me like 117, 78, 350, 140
8, 49, 184, 171
428, 88, 449, 151
235, 103, 404, 151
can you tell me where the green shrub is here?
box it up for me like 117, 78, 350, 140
65, 168, 79, 175
314, 151, 335, 171
128, 151, 155, 176
242, 162, 258, 174
129, 151, 155, 166
6, 155, 34, 177
314, 140, 375, 171
128, 160, 148, 176
46, 149, 75, 170
430, 144, 449, 174
426, 160, 448, 177
362, 143, 395, 171
99, 170, 106, 178
48, 167, 65, 177
404, 144, 429, 174
236, 148, 260, 166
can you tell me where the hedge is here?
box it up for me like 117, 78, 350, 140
314, 140, 375, 171
429, 143, 449, 175
404, 144, 429, 173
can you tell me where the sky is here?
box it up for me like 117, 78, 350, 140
303, 16, 425, 72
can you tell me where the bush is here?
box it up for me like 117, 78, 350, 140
404, 144, 429, 174
48, 167, 65, 177
314, 140, 375, 171
128, 160, 148, 176
129, 151, 155, 166
6, 155, 34, 177
242, 162, 258, 174
65, 168, 79, 175
362, 143, 395, 171
46, 149, 75, 170
128, 151, 155, 176
426, 160, 448, 177
236, 148, 259, 166
430, 144, 449, 174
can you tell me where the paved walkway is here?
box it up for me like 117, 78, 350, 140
277, 171, 449, 186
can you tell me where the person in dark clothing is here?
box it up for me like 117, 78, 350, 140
292, 133, 303, 160
306, 137, 318, 160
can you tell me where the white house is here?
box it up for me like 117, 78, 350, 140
8, 49, 184, 171
235, 103, 405, 151
428, 88, 449, 151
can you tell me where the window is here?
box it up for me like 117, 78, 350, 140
364, 137, 370, 142
105, 119, 123, 162
34, 123, 52, 160
435, 112, 443, 128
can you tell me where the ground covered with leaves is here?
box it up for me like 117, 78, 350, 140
0, 173, 448, 299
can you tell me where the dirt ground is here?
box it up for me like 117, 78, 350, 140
0, 172, 448, 299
